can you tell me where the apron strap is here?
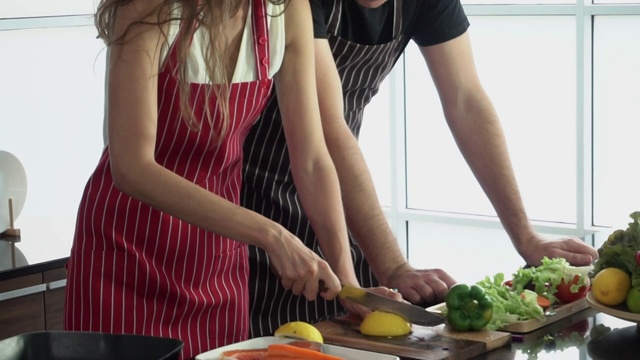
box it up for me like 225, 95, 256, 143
252, 0, 271, 81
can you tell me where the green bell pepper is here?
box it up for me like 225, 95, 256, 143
445, 283, 493, 332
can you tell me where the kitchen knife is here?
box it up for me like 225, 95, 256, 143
338, 284, 445, 327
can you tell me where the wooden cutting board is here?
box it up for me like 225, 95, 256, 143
315, 316, 511, 360
427, 297, 589, 334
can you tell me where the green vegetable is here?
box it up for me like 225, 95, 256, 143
511, 257, 593, 304
476, 273, 544, 330
445, 283, 493, 331
513, 332, 589, 360
593, 211, 640, 287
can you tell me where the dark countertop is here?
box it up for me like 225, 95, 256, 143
0, 257, 68, 281
0, 234, 68, 280
471, 308, 639, 360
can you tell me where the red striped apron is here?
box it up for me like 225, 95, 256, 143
64, 1, 273, 358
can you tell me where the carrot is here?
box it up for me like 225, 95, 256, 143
536, 295, 552, 309
265, 344, 344, 360
220, 348, 268, 359
520, 293, 552, 309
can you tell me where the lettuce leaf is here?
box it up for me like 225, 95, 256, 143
511, 257, 593, 304
476, 273, 545, 331
593, 211, 640, 287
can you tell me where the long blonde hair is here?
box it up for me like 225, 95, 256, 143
95, 0, 286, 140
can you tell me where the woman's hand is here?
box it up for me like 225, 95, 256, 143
264, 227, 341, 301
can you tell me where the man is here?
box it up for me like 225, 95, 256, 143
241, 0, 599, 338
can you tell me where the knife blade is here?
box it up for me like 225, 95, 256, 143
338, 284, 445, 327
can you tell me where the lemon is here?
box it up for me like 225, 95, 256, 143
592, 267, 631, 306
274, 321, 324, 343
360, 311, 411, 337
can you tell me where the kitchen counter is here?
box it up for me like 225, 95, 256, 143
470, 307, 639, 360
318, 305, 639, 360
471, 230, 639, 360
0, 235, 69, 279
4, 230, 635, 359
0, 235, 68, 339
316, 231, 637, 360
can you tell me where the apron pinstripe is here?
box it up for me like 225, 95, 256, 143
243, 0, 405, 338
65, 1, 273, 358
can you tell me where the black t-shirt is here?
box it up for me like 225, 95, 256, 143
311, 0, 470, 51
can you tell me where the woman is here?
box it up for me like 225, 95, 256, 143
64, 0, 354, 358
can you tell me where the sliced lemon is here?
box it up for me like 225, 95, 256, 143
274, 321, 324, 343
360, 311, 411, 337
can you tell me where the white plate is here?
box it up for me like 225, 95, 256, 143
0, 150, 28, 232
195, 336, 399, 360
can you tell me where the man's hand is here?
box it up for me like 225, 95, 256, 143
519, 234, 599, 267
385, 263, 457, 306
339, 286, 405, 319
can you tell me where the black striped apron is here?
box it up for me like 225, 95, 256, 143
241, 0, 405, 338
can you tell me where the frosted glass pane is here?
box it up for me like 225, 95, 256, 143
0, 0, 96, 18
406, 16, 576, 224
593, 16, 640, 228
359, 77, 392, 207
0, 26, 106, 263
408, 222, 523, 284
407, 222, 572, 284
462, 0, 573, 4
594, 0, 640, 3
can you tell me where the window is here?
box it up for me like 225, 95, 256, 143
593, 15, 640, 227
1, 1, 94, 18
405, 16, 577, 224
0, 23, 106, 263
595, 0, 640, 3
462, 0, 574, 4
359, 77, 392, 208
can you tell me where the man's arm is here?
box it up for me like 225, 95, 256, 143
314, 39, 456, 305
421, 32, 598, 266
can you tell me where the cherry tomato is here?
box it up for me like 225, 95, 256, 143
503, 280, 513, 288
555, 275, 590, 304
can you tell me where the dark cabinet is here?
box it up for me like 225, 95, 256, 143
0, 273, 46, 339
44, 267, 67, 331
0, 263, 67, 340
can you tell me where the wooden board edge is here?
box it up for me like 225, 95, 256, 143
430, 326, 512, 351
315, 318, 512, 360
502, 297, 589, 333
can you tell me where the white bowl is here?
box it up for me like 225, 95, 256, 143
0, 150, 28, 232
